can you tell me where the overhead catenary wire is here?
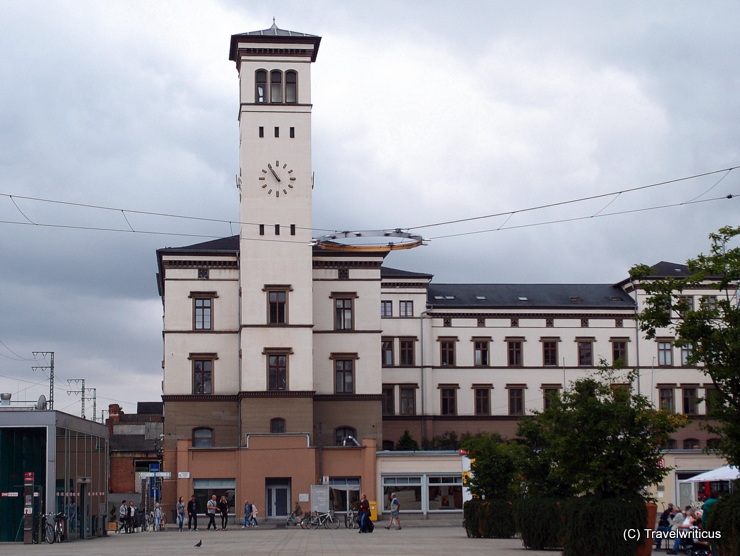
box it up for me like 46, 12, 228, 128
427, 193, 737, 241
408, 165, 738, 232
0, 164, 737, 243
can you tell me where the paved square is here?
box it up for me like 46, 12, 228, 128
0, 523, 558, 555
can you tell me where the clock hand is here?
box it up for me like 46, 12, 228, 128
268, 164, 281, 182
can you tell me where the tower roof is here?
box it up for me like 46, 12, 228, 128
229, 20, 321, 63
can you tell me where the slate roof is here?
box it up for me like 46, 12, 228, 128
427, 283, 635, 310
157, 235, 239, 255
381, 266, 433, 280
643, 261, 690, 278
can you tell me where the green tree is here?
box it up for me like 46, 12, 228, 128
395, 429, 419, 451
630, 225, 740, 466
517, 366, 686, 499
461, 432, 523, 500
422, 430, 462, 450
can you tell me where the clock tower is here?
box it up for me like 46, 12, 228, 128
229, 23, 321, 434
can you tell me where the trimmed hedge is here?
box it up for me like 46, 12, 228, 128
561, 496, 646, 556
515, 496, 566, 550
463, 498, 516, 538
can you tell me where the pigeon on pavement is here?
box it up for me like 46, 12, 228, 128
195, 539, 202, 548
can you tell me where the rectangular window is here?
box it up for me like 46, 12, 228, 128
382, 387, 394, 416
289, 126, 295, 138
399, 387, 416, 415
399, 301, 413, 317
677, 295, 694, 317
681, 344, 693, 365
578, 341, 593, 366
543, 388, 559, 410
193, 358, 213, 394
193, 479, 235, 519
508, 387, 524, 416
704, 387, 718, 415
659, 388, 674, 411
612, 340, 628, 366
683, 388, 698, 415
194, 297, 213, 330
474, 388, 490, 416
440, 388, 457, 416
290, 224, 296, 236
381, 300, 393, 317
658, 341, 673, 366
259, 224, 265, 235
542, 341, 558, 366
334, 297, 354, 330
474, 340, 490, 366
440, 340, 456, 366
399, 339, 415, 366
381, 476, 422, 511
381, 338, 394, 367
274, 126, 279, 137
507, 341, 523, 367
268, 353, 287, 391
267, 288, 288, 324
701, 296, 718, 310
275, 224, 280, 235
335, 359, 354, 394
258, 126, 264, 138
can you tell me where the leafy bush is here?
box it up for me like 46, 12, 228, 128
515, 496, 565, 550
463, 498, 516, 539
706, 490, 740, 556
561, 496, 646, 556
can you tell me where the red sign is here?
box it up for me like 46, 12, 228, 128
24, 472, 34, 484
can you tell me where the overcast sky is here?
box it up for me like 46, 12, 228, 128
0, 0, 738, 416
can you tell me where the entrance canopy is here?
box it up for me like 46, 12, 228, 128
685, 465, 740, 482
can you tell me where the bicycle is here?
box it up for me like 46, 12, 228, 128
345, 506, 357, 529
310, 509, 341, 529
43, 512, 64, 544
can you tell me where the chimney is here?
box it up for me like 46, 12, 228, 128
0, 393, 11, 406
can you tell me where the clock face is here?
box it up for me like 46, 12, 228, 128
259, 161, 296, 197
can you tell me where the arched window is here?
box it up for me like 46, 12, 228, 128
707, 438, 721, 450
335, 426, 357, 446
661, 438, 677, 450
270, 418, 286, 434
683, 438, 700, 450
270, 70, 282, 103
285, 71, 297, 103
255, 70, 267, 103
193, 427, 214, 448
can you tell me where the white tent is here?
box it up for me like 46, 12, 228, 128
685, 465, 740, 482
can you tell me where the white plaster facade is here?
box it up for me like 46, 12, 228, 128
154, 23, 727, 519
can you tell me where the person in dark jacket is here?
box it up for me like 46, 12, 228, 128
187, 494, 200, 531
358, 493, 371, 533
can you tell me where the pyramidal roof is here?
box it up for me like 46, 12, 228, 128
229, 19, 321, 63
236, 19, 320, 38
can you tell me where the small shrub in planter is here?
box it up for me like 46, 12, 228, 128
515, 496, 566, 550
561, 495, 646, 556
463, 498, 516, 539
706, 490, 740, 556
